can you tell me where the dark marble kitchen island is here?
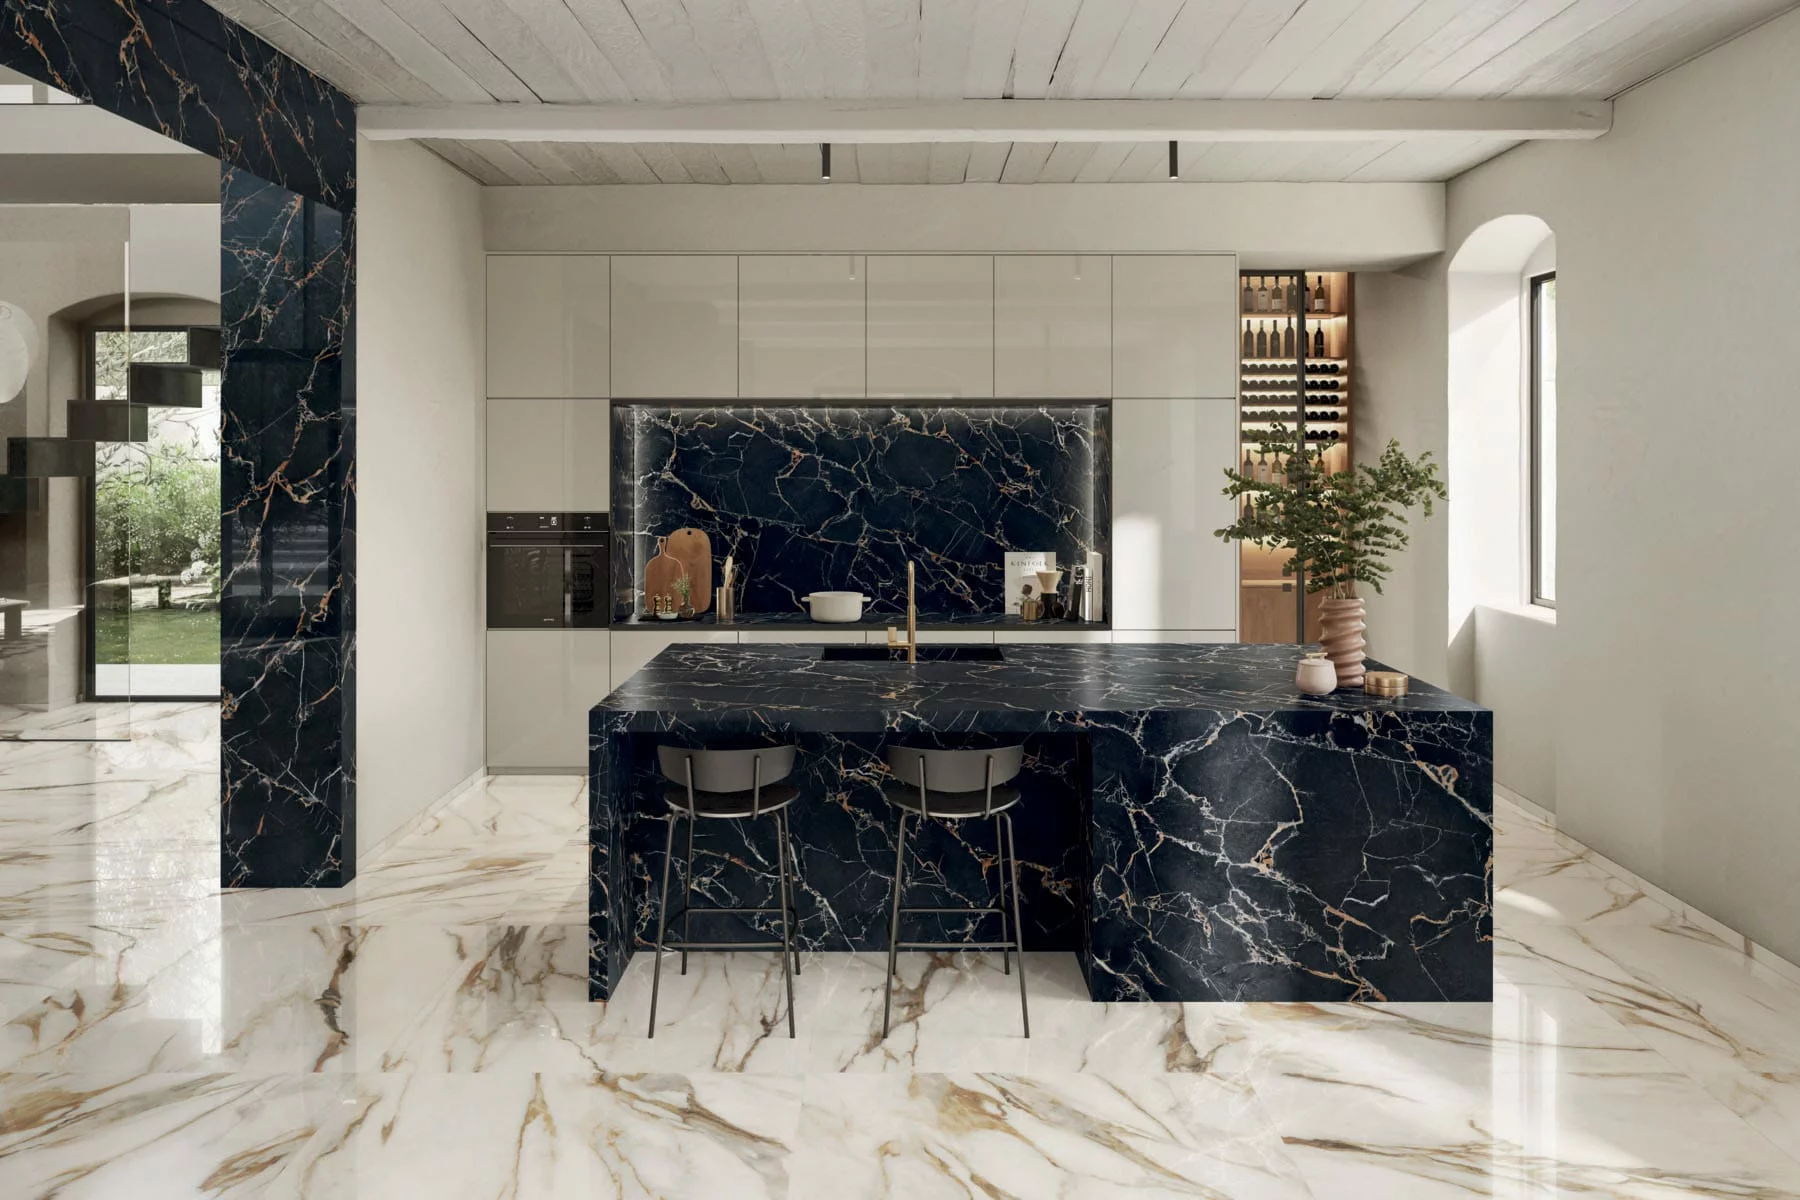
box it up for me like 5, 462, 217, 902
590, 642, 1493, 1004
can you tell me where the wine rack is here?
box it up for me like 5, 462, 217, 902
1237, 270, 1354, 645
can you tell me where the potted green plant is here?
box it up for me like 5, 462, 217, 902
1214, 425, 1446, 687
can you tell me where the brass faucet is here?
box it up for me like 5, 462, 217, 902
886, 560, 918, 664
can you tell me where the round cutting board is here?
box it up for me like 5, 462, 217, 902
662, 528, 713, 614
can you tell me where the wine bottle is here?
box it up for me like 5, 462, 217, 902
1311, 322, 1325, 358
1242, 323, 1255, 357
1255, 323, 1269, 357
1286, 276, 1301, 312
1272, 274, 1286, 312
1256, 446, 1270, 483
1312, 275, 1328, 313
1242, 449, 1255, 481
1282, 318, 1295, 358
1241, 276, 1254, 313
1256, 276, 1270, 312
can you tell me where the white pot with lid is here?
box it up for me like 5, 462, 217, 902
802, 592, 870, 623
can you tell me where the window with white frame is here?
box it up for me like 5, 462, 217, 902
1529, 272, 1556, 607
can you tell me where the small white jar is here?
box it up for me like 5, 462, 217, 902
1295, 652, 1337, 697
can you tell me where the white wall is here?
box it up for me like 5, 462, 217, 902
1475, 604, 1557, 807
484, 182, 1443, 267
355, 137, 486, 860
1361, 7, 1800, 961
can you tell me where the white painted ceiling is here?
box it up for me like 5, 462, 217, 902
206, 0, 1799, 184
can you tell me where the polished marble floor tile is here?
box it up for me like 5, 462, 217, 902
3, 705, 1800, 1198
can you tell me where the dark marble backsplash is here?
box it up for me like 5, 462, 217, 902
611, 403, 1110, 618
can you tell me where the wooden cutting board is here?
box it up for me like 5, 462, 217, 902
663, 527, 713, 614
644, 537, 686, 613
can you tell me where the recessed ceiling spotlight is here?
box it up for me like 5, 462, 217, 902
1168, 140, 1179, 180
821, 142, 831, 181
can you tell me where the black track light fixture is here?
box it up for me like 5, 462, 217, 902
1168, 140, 1179, 180
821, 142, 831, 181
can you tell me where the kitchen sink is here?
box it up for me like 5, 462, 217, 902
817, 645, 1005, 663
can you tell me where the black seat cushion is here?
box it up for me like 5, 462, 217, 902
881, 782, 1021, 819
662, 781, 800, 818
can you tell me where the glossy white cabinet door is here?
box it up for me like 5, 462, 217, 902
487, 255, 609, 399
486, 397, 568, 512
1110, 630, 1235, 644
611, 256, 738, 398
994, 629, 1112, 644
487, 631, 571, 771
569, 631, 612, 747
866, 256, 993, 398
1111, 397, 1240, 633
609, 629, 739, 691
994, 255, 1111, 398
738, 629, 867, 644
1111, 256, 1238, 399
739, 255, 866, 398
867, 629, 996, 644
565, 399, 612, 512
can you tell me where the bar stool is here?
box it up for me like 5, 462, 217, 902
649, 744, 804, 1039
880, 743, 1029, 1038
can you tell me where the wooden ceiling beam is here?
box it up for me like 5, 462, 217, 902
359, 98, 1611, 144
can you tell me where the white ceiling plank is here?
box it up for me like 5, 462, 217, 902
505, 0, 643, 100
744, 0, 829, 97
1174, 139, 1232, 178
559, 0, 681, 100
507, 140, 590, 184
886, 142, 932, 181
682, 0, 783, 97
1332, 0, 1485, 97
1089, 0, 1188, 96
927, 141, 975, 181
1072, 140, 1135, 180
1549, 0, 1797, 97
1222, 0, 1371, 98
1341, 0, 1530, 96
633, 142, 699, 181
963, 141, 1011, 181
1131, 1, 1251, 96
1006, 0, 1084, 98
619, 0, 733, 100
917, 0, 979, 99
1345, 135, 1518, 179
419, 138, 515, 183
1035, 139, 1099, 181
1450, 0, 1655, 97
670, 143, 733, 182
537, 141, 628, 184
438, 0, 594, 102
1399, 0, 1590, 97
999, 139, 1054, 181
1258, 1, 1440, 100
310, 0, 495, 101
202, 0, 408, 101
463, 139, 557, 183
806, 0, 871, 98
592, 143, 663, 183
1110, 140, 1165, 180
852, 143, 893, 182
708, 143, 768, 181
864, 0, 923, 99
379, 0, 543, 103
963, 0, 1028, 97
1044, 1, 1136, 99
1175, 0, 1307, 96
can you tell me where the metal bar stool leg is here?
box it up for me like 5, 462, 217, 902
774, 811, 797, 1038
778, 808, 802, 978
680, 815, 696, 975
993, 813, 1011, 977
882, 810, 911, 1038
649, 812, 679, 1038
1003, 812, 1030, 1038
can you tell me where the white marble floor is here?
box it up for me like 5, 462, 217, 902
3, 704, 1800, 1197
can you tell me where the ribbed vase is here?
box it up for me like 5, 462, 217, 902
1317, 597, 1367, 689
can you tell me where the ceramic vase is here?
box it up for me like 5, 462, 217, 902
1295, 654, 1338, 696
1318, 596, 1367, 688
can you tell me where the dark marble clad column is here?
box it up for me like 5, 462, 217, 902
2, 0, 358, 886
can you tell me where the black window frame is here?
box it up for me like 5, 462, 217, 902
1528, 271, 1556, 610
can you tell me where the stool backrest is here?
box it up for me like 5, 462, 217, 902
884, 744, 1024, 819
657, 744, 796, 818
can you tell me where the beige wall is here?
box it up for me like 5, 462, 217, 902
355, 137, 487, 860
1357, 7, 1800, 961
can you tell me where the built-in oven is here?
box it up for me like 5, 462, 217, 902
486, 512, 610, 629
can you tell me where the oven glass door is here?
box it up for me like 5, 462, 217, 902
487, 544, 565, 628
567, 542, 609, 628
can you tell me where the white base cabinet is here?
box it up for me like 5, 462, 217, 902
609, 629, 741, 692
1111, 630, 1235, 644
486, 630, 610, 772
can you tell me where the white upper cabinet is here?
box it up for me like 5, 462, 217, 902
487, 397, 612, 513
1111, 397, 1240, 633
611, 255, 738, 398
1111, 256, 1238, 399
739, 255, 867, 398
994, 256, 1111, 398
486, 255, 609, 398
564, 400, 612, 512
866, 256, 993, 399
